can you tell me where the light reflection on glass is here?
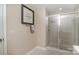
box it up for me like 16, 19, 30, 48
58, 14, 60, 26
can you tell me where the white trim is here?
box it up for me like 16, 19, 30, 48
3, 4, 7, 55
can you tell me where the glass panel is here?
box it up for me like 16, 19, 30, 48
0, 4, 4, 55
59, 14, 75, 51
47, 15, 59, 48
75, 12, 79, 45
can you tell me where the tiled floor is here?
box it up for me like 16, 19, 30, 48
27, 47, 73, 55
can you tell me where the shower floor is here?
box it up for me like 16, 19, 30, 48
27, 47, 73, 55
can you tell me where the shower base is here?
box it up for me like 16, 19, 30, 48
27, 46, 73, 55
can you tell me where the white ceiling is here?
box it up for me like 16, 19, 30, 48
45, 4, 77, 14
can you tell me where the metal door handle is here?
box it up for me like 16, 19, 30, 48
0, 38, 3, 42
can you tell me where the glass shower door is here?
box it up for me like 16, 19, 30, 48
48, 15, 59, 48
59, 14, 75, 51
74, 12, 79, 45
0, 4, 4, 55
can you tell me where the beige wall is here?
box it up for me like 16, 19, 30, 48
6, 4, 36, 55
27, 5, 47, 47
34, 6, 46, 47
6, 4, 46, 54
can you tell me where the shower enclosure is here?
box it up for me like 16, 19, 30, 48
0, 4, 6, 55
47, 12, 79, 51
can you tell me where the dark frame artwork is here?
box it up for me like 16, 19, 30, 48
21, 4, 34, 25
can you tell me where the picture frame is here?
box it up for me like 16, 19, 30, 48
21, 4, 34, 25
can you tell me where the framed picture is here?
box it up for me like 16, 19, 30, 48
21, 4, 34, 25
